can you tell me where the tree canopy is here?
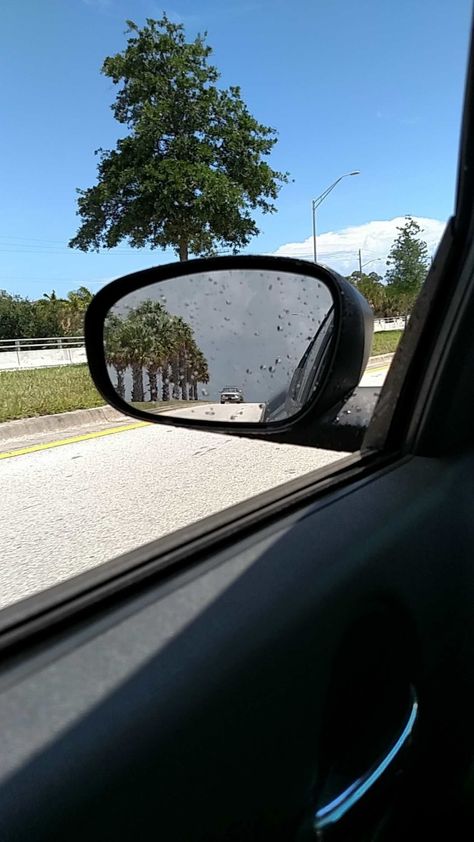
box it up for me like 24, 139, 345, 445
0, 287, 93, 340
104, 299, 209, 403
69, 16, 289, 261
347, 217, 430, 317
385, 216, 429, 313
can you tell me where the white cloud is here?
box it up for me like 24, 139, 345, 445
272, 216, 447, 277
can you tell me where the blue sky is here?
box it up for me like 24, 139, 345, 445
0, 0, 472, 298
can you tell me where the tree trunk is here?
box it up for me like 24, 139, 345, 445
115, 366, 126, 399
193, 382, 198, 401
131, 363, 144, 403
170, 356, 180, 399
148, 367, 158, 402
179, 351, 189, 400
179, 239, 189, 262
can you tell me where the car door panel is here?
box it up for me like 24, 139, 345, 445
0, 452, 472, 840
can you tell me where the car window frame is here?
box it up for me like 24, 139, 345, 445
0, 24, 473, 655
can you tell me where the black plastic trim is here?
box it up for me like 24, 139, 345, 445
85, 255, 373, 443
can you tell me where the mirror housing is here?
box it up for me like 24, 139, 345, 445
85, 256, 374, 450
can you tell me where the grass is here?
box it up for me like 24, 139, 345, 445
0, 365, 212, 423
0, 364, 105, 423
372, 330, 403, 356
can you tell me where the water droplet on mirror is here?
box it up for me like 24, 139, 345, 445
268, 284, 273, 290
225, 299, 231, 305
246, 368, 252, 374
260, 364, 266, 370
201, 389, 209, 396
277, 326, 283, 331
275, 358, 281, 364
224, 316, 231, 322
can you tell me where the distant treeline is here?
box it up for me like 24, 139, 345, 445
0, 287, 93, 340
105, 300, 209, 403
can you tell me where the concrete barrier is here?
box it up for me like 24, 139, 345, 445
0, 346, 87, 371
0, 405, 128, 444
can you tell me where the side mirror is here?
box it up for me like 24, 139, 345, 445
85, 256, 374, 450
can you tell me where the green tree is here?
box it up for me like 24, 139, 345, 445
63, 287, 94, 334
385, 217, 429, 316
104, 314, 129, 398
31, 291, 67, 338
0, 291, 34, 339
69, 15, 289, 261
347, 271, 388, 316
103, 300, 209, 404
132, 300, 170, 401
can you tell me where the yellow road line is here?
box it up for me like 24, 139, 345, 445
0, 421, 149, 461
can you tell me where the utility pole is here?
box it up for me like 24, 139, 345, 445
358, 249, 363, 276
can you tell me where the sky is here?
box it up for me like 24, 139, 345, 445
0, 0, 472, 299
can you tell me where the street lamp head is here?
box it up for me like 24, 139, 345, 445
349, 170, 360, 176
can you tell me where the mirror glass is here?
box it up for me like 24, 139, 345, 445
103, 268, 335, 423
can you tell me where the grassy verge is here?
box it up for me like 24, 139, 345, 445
0, 364, 104, 423
372, 330, 403, 355
0, 366, 212, 423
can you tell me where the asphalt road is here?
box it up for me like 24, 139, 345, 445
0, 365, 388, 610
1, 425, 345, 609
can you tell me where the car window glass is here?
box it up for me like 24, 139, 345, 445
0, 0, 471, 609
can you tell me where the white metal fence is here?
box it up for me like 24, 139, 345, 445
0, 337, 87, 371
373, 317, 407, 332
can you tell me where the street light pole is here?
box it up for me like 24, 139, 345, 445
312, 199, 318, 262
311, 171, 360, 263
358, 253, 381, 274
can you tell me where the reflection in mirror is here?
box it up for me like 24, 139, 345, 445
103, 268, 335, 423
